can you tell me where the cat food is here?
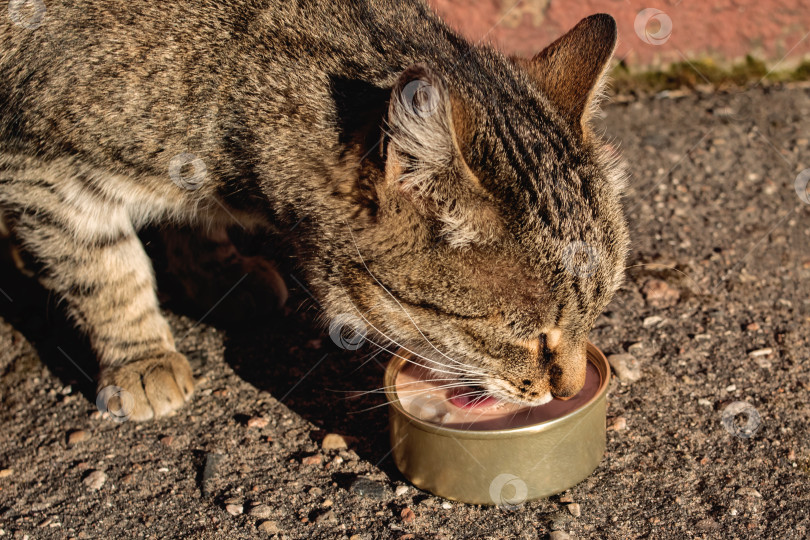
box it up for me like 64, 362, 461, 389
385, 343, 610, 505
394, 360, 601, 430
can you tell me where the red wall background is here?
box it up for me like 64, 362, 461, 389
428, 0, 810, 70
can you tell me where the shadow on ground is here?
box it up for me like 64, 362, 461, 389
0, 227, 399, 477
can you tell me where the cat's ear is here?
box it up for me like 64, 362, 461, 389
385, 64, 461, 193
520, 13, 617, 129
384, 65, 504, 247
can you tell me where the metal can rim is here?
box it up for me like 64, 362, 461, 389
383, 342, 610, 439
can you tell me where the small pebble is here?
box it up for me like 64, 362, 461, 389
395, 485, 409, 497
698, 398, 712, 407
257, 520, 280, 534
549, 531, 571, 540
159, 436, 174, 447
82, 470, 107, 491
400, 507, 416, 523
441, 501, 452, 509
315, 509, 336, 523
201, 453, 223, 495
642, 315, 664, 328
608, 417, 627, 431
696, 518, 720, 530
247, 416, 269, 429
249, 504, 273, 519
788, 449, 796, 460
748, 348, 773, 358
67, 430, 90, 446
0, 468, 12, 479
641, 279, 680, 307
558, 494, 574, 504
753, 356, 772, 369
301, 454, 322, 465
548, 512, 571, 531
607, 354, 642, 383
225, 503, 243, 516
746, 322, 761, 331
725, 384, 737, 392
323, 499, 333, 508
736, 487, 762, 498
627, 342, 645, 355
321, 433, 348, 451
309, 487, 323, 497
350, 477, 390, 500
567, 503, 581, 517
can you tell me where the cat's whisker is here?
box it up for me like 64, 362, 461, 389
377, 338, 486, 378
351, 385, 478, 402
336, 287, 487, 378
346, 382, 490, 415
359, 309, 486, 378
346, 400, 405, 414
348, 328, 389, 374
357, 328, 477, 378
343, 226, 486, 375
326, 378, 469, 397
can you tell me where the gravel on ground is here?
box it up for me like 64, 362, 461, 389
1, 83, 809, 539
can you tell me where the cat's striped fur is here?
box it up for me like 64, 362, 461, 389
0, 1, 628, 420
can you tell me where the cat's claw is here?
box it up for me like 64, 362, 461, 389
97, 352, 194, 422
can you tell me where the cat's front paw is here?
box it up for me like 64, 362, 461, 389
97, 352, 194, 422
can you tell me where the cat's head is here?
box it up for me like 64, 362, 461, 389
328, 14, 628, 405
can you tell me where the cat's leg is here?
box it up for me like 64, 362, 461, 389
158, 225, 288, 321
2, 170, 193, 421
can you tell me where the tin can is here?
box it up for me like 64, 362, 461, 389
385, 343, 610, 505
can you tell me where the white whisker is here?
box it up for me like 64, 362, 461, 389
344, 223, 486, 375
337, 285, 487, 378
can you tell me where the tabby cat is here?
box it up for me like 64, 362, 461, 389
0, 0, 628, 421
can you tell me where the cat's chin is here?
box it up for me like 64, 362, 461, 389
482, 384, 554, 408
502, 392, 554, 407
445, 386, 555, 410
415, 363, 554, 407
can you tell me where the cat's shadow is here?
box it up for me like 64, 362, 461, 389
222, 313, 400, 478
0, 231, 401, 479
148, 225, 401, 476
0, 244, 99, 400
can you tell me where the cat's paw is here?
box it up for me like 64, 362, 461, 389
158, 226, 289, 324
239, 255, 289, 309
97, 352, 194, 422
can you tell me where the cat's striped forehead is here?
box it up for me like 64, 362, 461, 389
384, 49, 628, 329
457, 93, 628, 332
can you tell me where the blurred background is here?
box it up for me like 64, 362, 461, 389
430, 0, 810, 90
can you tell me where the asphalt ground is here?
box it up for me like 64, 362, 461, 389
1, 83, 809, 539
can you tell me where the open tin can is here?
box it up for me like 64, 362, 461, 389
384, 343, 610, 505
